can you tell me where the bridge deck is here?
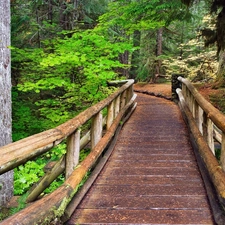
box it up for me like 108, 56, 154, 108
67, 93, 215, 225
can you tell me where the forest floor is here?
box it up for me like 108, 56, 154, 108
134, 82, 225, 113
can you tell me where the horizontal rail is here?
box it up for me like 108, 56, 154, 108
0, 79, 134, 174
176, 77, 225, 211
177, 77, 225, 134
0, 79, 136, 224
177, 77, 225, 166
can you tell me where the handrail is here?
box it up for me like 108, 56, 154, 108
0, 80, 134, 174
176, 77, 225, 212
177, 77, 225, 134
0, 79, 136, 225
177, 77, 225, 160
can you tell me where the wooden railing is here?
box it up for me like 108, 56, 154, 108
176, 77, 225, 214
0, 79, 136, 225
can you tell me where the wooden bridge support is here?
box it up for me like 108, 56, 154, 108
171, 73, 184, 100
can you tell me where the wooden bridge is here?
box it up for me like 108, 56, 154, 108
1, 78, 225, 224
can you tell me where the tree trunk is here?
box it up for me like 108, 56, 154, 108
0, 0, 13, 207
215, 50, 225, 87
118, 50, 129, 78
59, 0, 67, 29
129, 30, 141, 80
36, 8, 41, 48
151, 27, 163, 83
48, 0, 53, 24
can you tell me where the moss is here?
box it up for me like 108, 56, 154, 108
209, 90, 225, 113
0, 208, 11, 222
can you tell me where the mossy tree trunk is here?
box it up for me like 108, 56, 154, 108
216, 50, 225, 87
0, 0, 13, 207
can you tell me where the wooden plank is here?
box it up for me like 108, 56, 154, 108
95, 176, 203, 186
78, 195, 210, 210
107, 160, 198, 168
110, 153, 196, 161
100, 167, 201, 177
80, 184, 207, 197
69, 209, 214, 224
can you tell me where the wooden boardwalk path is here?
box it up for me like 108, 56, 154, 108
67, 93, 215, 224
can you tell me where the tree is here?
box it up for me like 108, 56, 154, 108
0, 0, 13, 207
182, 0, 225, 86
99, 0, 196, 82
152, 27, 163, 83
11, 0, 110, 48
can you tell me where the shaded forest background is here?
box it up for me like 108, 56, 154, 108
7, 0, 225, 202
11, 0, 224, 142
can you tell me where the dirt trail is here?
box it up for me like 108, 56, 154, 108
134, 83, 172, 99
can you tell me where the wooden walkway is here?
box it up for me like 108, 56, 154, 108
67, 93, 215, 225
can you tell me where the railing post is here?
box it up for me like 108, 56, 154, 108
186, 89, 192, 110
120, 90, 127, 109
220, 133, 225, 171
202, 112, 215, 155
127, 84, 133, 102
207, 118, 215, 154
114, 95, 120, 117
190, 94, 195, 116
66, 129, 80, 178
107, 101, 114, 130
197, 106, 204, 135
182, 83, 187, 101
193, 100, 198, 120
172, 74, 183, 100
91, 111, 103, 149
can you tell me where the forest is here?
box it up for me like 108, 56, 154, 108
1, 0, 225, 218
10, 0, 225, 140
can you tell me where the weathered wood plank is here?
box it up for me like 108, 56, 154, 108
70, 208, 213, 224
78, 195, 210, 210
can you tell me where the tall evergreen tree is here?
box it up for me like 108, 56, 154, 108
99, 0, 193, 82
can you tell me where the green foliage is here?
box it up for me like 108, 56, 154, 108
79, 148, 91, 162
11, 0, 110, 48
12, 29, 132, 135
12, 87, 48, 141
162, 4, 218, 82
99, 0, 193, 34
14, 161, 45, 195
10, 194, 28, 215
44, 174, 65, 194
46, 144, 67, 161
11, 23, 134, 196
13, 143, 67, 196
0, 209, 10, 222
215, 146, 221, 161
